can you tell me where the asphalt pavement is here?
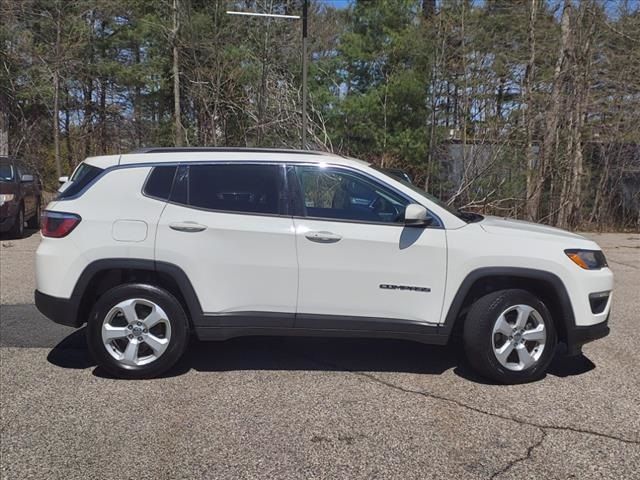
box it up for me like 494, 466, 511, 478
0, 232, 639, 479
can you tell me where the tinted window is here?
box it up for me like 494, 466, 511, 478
144, 166, 177, 200
295, 166, 409, 223
173, 164, 284, 215
58, 163, 104, 199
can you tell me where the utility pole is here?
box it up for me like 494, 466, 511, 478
227, 0, 309, 150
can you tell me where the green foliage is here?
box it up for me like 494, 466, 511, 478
1, 0, 638, 228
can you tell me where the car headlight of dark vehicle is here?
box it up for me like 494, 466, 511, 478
0, 194, 15, 206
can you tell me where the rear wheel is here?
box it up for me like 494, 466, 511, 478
463, 289, 557, 384
87, 284, 190, 379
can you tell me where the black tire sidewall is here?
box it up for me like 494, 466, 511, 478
10, 207, 24, 238
27, 202, 40, 229
464, 289, 557, 384
86, 283, 190, 379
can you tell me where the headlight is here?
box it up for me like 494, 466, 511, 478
565, 249, 608, 270
0, 194, 15, 206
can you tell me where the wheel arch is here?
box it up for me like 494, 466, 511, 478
72, 259, 203, 327
440, 267, 575, 345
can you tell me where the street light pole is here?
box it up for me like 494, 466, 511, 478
227, 0, 309, 150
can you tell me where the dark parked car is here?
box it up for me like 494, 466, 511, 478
0, 156, 42, 238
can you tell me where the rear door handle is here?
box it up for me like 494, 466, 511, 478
169, 221, 207, 233
305, 231, 342, 244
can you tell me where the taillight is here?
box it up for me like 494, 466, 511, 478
41, 211, 81, 238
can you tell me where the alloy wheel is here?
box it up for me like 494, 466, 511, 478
101, 298, 172, 367
492, 304, 547, 371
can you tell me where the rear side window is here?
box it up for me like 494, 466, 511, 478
144, 166, 177, 200
171, 164, 284, 215
58, 163, 104, 199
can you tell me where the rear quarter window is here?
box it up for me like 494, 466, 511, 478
143, 166, 177, 200
58, 163, 104, 199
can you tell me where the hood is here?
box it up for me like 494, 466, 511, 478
479, 215, 587, 241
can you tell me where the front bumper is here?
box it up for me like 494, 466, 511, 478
565, 315, 610, 356
34, 290, 82, 328
0, 214, 15, 232
0, 203, 18, 232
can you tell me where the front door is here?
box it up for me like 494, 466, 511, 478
290, 164, 447, 328
155, 163, 298, 325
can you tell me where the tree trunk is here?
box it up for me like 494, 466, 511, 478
53, 70, 61, 178
64, 87, 72, 166
557, 1, 595, 228
0, 92, 8, 156
99, 79, 107, 153
53, 2, 62, 178
134, 43, 142, 147
172, 0, 184, 146
524, 0, 538, 220
535, 0, 572, 222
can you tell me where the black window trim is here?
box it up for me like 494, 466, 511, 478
286, 163, 444, 229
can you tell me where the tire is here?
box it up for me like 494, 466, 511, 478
8, 206, 24, 239
463, 289, 557, 384
86, 283, 190, 379
26, 201, 40, 229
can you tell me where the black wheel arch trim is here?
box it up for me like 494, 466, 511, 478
59, 258, 204, 328
440, 267, 578, 344
40, 262, 607, 354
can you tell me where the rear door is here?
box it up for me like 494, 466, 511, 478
289, 164, 447, 328
155, 162, 298, 326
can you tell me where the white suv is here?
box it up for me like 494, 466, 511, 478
35, 148, 613, 383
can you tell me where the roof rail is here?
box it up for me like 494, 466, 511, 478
130, 147, 331, 156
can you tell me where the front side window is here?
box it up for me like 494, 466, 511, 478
294, 165, 409, 224
172, 164, 284, 215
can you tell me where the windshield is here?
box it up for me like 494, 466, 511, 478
372, 166, 482, 223
0, 161, 14, 181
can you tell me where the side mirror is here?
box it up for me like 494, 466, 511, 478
21, 174, 34, 183
404, 204, 429, 226
58, 176, 69, 184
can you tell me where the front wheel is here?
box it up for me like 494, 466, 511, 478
26, 201, 40, 229
463, 289, 557, 384
8, 206, 24, 239
87, 284, 190, 379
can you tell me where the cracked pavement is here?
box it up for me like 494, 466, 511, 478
1, 232, 639, 479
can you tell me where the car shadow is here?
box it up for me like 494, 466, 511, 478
46, 329, 595, 383
0, 228, 40, 241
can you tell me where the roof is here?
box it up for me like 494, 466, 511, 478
131, 147, 331, 156
83, 147, 367, 169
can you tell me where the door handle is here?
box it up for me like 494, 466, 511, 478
169, 221, 207, 233
305, 231, 342, 244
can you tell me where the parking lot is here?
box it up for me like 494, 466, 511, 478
1, 231, 639, 479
